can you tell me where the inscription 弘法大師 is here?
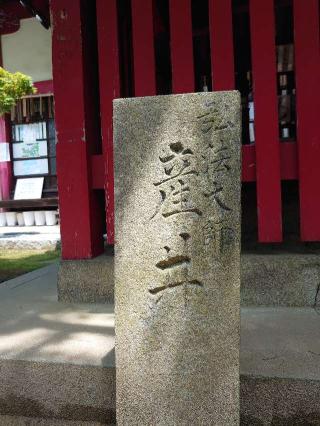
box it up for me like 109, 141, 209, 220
197, 102, 236, 252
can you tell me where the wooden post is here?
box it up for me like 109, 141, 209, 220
131, 0, 157, 96
0, 116, 13, 202
0, 37, 13, 203
96, 0, 121, 245
51, 0, 105, 259
294, 0, 320, 241
169, 0, 195, 93
209, 0, 235, 91
249, 0, 282, 242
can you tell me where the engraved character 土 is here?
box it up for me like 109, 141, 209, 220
149, 232, 202, 298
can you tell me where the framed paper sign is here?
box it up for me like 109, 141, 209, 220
12, 140, 48, 159
13, 159, 49, 176
14, 177, 44, 200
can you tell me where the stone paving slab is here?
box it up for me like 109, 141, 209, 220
0, 264, 114, 367
0, 226, 60, 250
0, 264, 319, 378
0, 226, 60, 235
0, 265, 320, 424
0, 265, 115, 423
241, 253, 320, 307
241, 307, 320, 381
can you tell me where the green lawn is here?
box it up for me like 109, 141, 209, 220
0, 249, 61, 283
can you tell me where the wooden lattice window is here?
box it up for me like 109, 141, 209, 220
11, 95, 57, 193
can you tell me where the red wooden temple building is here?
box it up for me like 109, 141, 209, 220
0, 0, 319, 261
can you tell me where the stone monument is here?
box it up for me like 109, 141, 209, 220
114, 92, 241, 425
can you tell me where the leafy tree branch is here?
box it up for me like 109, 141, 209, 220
0, 67, 36, 116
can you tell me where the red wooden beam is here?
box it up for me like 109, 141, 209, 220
169, 0, 195, 93
249, 0, 282, 242
34, 80, 53, 95
209, 0, 235, 90
96, 0, 120, 245
280, 142, 298, 181
242, 143, 298, 182
0, 0, 50, 35
91, 155, 105, 190
294, 0, 320, 241
131, 0, 156, 96
51, 0, 104, 259
242, 145, 256, 182
92, 144, 298, 187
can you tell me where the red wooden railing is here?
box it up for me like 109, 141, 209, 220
51, 0, 320, 259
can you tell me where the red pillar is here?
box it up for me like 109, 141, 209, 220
51, 0, 105, 259
96, 0, 121, 246
0, 37, 13, 203
249, 0, 282, 242
294, 0, 320, 241
209, 0, 235, 91
169, 0, 195, 93
131, 0, 157, 96
0, 116, 13, 203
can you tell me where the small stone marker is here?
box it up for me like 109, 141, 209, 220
114, 92, 241, 425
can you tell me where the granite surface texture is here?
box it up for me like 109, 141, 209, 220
114, 92, 241, 425
58, 253, 114, 303
241, 376, 320, 425
241, 253, 320, 307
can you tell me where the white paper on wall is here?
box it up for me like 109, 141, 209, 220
0, 143, 11, 162
13, 158, 49, 176
14, 177, 44, 200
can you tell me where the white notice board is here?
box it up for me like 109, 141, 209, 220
14, 177, 44, 200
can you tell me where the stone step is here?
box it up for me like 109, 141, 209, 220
0, 225, 60, 251
2, 308, 319, 424
60, 252, 320, 306
0, 265, 115, 424
241, 253, 320, 307
1, 266, 320, 424
241, 307, 320, 425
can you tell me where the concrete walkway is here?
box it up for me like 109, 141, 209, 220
0, 264, 320, 423
1, 264, 319, 379
241, 306, 320, 381
0, 265, 115, 423
0, 263, 114, 367
0, 225, 60, 250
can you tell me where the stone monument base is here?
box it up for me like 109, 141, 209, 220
58, 251, 114, 303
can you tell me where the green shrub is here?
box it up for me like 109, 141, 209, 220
0, 67, 36, 115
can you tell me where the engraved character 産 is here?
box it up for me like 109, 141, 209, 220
152, 141, 202, 219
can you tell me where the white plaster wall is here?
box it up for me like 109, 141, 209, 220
1, 18, 52, 83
